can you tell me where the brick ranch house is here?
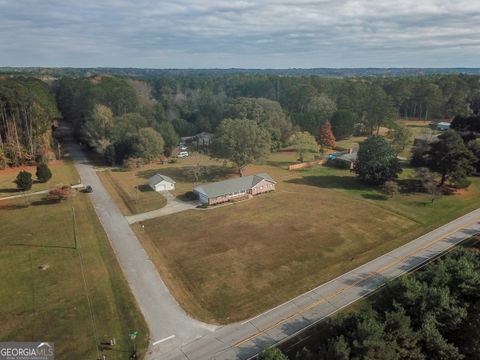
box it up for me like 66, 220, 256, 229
193, 173, 276, 205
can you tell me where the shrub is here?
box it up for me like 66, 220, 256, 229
455, 179, 471, 189
123, 157, 144, 169
258, 348, 288, 360
36, 163, 52, 183
15, 170, 33, 191
47, 185, 73, 202
185, 191, 199, 201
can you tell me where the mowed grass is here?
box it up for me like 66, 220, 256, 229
98, 170, 167, 215
98, 152, 234, 214
0, 164, 148, 359
135, 154, 480, 324
0, 160, 81, 197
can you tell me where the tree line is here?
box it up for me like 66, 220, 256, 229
3, 73, 480, 169
259, 246, 480, 360
0, 77, 59, 167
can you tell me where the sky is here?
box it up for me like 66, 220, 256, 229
0, 0, 479, 68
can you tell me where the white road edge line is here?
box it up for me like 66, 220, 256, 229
152, 335, 176, 346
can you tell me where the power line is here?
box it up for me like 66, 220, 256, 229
73, 206, 100, 359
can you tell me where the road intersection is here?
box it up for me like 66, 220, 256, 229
62, 123, 480, 360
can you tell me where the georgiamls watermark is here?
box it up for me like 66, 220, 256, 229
0, 342, 54, 360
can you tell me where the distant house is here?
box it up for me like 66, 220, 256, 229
437, 122, 451, 131
194, 173, 276, 205
148, 174, 176, 192
195, 131, 214, 146
328, 149, 357, 170
413, 133, 439, 146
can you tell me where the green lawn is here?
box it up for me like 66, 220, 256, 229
0, 160, 80, 198
135, 155, 480, 324
98, 170, 168, 215
0, 164, 148, 359
98, 152, 234, 214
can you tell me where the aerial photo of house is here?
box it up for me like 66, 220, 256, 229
148, 174, 176, 191
193, 173, 276, 205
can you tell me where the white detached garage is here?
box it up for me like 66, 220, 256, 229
148, 174, 176, 191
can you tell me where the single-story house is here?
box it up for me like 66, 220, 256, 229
328, 149, 358, 170
194, 173, 276, 205
195, 131, 214, 146
148, 174, 176, 192
413, 133, 439, 146
437, 122, 451, 131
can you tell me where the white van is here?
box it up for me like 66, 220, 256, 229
177, 151, 189, 158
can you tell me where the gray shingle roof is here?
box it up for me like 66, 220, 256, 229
336, 152, 357, 162
148, 174, 176, 186
194, 173, 275, 198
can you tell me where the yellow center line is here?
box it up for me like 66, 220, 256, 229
234, 218, 479, 347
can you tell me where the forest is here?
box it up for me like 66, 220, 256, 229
280, 245, 480, 360
1, 72, 480, 167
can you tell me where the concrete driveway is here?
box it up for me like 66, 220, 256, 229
59, 123, 480, 360
126, 192, 200, 224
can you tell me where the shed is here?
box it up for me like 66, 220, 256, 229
148, 174, 176, 192
437, 122, 451, 131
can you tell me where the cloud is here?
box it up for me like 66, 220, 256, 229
0, 0, 479, 67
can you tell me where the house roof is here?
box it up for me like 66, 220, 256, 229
148, 174, 176, 186
194, 173, 276, 198
414, 133, 439, 142
195, 131, 214, 138
336, 152, 357, 162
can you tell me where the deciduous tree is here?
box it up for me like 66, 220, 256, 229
330, 110, 356, 140
354, 136, 402, 185
289, 131, 318, 162
427, 130, 475, 186
318, 120, 336, 150
137, 127, 165, 162
382, 180, 400, 197
212, 119, 271, 173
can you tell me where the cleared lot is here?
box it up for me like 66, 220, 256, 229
135, 153, 480, 324
0, 163, 148, 359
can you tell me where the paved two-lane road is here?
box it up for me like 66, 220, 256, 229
62, 123, 480, 360
61, 125, 216, 359
156, 207, 480, 360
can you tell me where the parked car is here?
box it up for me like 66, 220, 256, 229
85, 185, 93, 193
177, 151, 189, 158
179, 145, 188, 151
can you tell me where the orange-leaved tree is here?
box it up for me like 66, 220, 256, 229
318, 120, 336, 151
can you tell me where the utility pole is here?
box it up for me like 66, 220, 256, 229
71, 206, 77, 249
129, 330, 138, 359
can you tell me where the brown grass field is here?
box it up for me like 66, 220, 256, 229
98, 153, 234, 213
133, 148, 480, 324
0, 162, 148, 359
